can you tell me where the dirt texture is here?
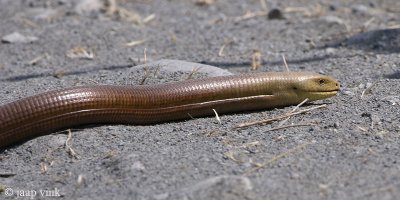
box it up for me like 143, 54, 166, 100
0, 0, 399, 199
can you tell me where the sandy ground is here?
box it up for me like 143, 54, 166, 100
0, 0, 399, 199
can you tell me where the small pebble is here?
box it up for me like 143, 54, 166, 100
342, 90, 355, 96
131, 161, 146, 171
351, 4, 371, 15
2, 32, 38, 43
325, 47, 337, 54
370, 114, 380, 124
321, 15, 345, 25
268, 8, 285, 20
75, 0, 103, 15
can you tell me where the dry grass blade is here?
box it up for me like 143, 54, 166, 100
251, 49, 262, 70
40, 162, 48, 174
284, 4, 325, 17
362, 17, 375, 31
28, 54, 46, 65
65, 129, 80, 159
139, 48, 151, 85
144, 47, 147, 63
139, 67, 150, 85
66, 47, 95, 60
143, 14, 156, 24
234, 11, 269, 22
213, 109, 221, 124
186, 67, 201, 80
218, 39, 234, 57
224, 151, 243, 163
218, 43, 227, 57
235, 104, 327, 129
125, 39, 147, 47
281, 54, 289, 71
278, 98, 308, 127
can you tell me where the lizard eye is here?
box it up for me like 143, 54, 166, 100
319, 79, 325, 86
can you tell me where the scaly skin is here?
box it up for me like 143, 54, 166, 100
0, 71, 340, 148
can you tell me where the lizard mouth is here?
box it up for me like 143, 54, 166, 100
308, 90, 339, 97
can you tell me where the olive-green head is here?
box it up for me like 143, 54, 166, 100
291, 72, 340, 101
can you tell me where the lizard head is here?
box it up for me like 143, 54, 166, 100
290, 72, 340, 101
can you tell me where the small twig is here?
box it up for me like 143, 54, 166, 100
291, 98, 309, 112
234, 11, 269, 22
65, 129, 80, 159
251, 49, 262, 70
139, 48, 150, 85
361, 17, 375, 32
244, 142, 312, 175
40, 162, 48, 174
278, 98, 308, 127
224, 151, 243, 163
140, 67, 150, 85
356, 125, 368, 132
235, 104, 327, 129
125, 39, 147, 47
218, 43, 227, 57
143, 14, 156, 24
218, 39, 234, 57
144, 47, 147, 64
284, 4, 325, 17
66, 47, 95, 60
281, 54, 289, 72
187, 113, 195, 119
186, 67, 201, 80
213, 109, 221, 124
28, 54, 46, 65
